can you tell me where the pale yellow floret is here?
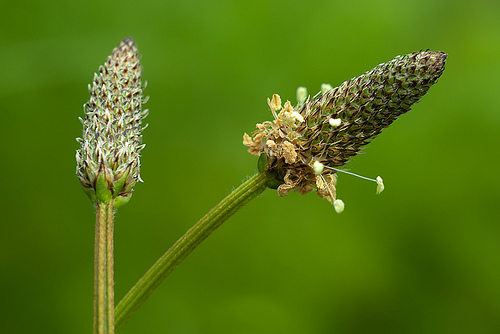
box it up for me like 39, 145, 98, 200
266, 139, 278, 157
291, 111, 304, 123
267, 94, 282, 112
279, 100, 304, 128
282, 141, 297, 164
243, 132, 265, 156
315, 175, 325, 190
242, 132, 253, 146
282, 100, 294, 112
315, 174, 337, 204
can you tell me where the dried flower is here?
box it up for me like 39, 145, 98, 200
76, 37, 148, 208
244, 50, 447, 211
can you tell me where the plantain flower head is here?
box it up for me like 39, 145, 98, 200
244, 51, 447, 211
76, 37, 148, 208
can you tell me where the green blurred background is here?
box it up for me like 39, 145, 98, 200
1, 0, 499, 333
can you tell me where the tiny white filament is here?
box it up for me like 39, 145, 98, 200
324, 166, 385, 195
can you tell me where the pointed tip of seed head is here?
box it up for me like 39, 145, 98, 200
418, 50, 447, 74
427, 50, 447, 67
123, 36, 136, 44
114, 37, 139, 59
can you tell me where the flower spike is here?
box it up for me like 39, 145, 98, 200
76, 37, 147, 208
244, 50, 447, 211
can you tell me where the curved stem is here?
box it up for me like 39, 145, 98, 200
94, 200, 115, 334
115, 172, 270, 331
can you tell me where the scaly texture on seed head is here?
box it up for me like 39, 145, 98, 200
244, 50, 447, 204
76, 37, 148, 208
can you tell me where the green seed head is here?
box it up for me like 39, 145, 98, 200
298, 50, 447, 167
244, 50, 447, 205
76, 37, 148, 207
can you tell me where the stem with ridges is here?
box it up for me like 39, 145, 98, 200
95, 200, 115, 334
114, 172, 271, 331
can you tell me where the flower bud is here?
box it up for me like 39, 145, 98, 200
76, 37, 148, 208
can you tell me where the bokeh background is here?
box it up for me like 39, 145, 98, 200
1, 0, 499, 333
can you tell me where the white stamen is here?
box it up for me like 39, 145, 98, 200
296, 87, 308, 105
376, 176, 384, 195
329, 118, 342, 127
324, 166, 376, 182
313, 161, 324, 175
333, 199, 345, 213
324, 166, 384, 195
321, 83, 333, 94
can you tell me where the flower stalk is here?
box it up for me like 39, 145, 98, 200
114, 172, 271, 331
94, 200, 115, 334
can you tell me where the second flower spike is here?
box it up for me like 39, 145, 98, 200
244, 50, 447, 210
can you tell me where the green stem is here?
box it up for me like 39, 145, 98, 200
115, 172, 271, 331
95, 200, 115, 334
